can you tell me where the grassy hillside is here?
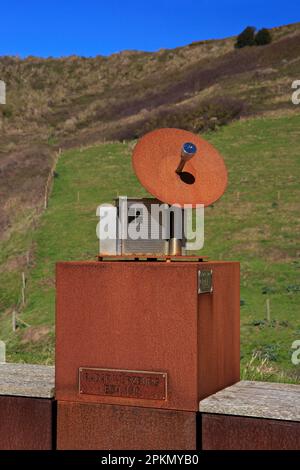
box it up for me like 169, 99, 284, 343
0, 114, 299, 382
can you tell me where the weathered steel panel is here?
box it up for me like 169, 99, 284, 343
197, 262, 240, 400
56, 261, 199, 411
55, 261, 240, 411
0, 396, 53, 450
202, 414, 300, 450
57, 401, 197, 450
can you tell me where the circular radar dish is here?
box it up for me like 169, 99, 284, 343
132, 128, 228, 207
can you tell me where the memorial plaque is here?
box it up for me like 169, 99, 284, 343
79, 368, 167, 400
198, 270, 213, 294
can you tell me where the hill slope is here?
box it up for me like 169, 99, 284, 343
1, 114, 299, 382
1, 22, 300, 152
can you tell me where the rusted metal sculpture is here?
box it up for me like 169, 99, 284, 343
98, 128, 228, 258
56, 127, 240, 450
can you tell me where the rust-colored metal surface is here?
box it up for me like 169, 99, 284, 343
56, 260, 240, 411
132, 128, 228, 207
0, 396, 53, 450
79, 367, 167, 400
202, 414, 300, 450
198, 262, 240, 399
57, 401, 197, 450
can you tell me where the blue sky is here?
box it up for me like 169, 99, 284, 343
1, 0, 299, 57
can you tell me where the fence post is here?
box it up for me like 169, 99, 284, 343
266, 298, 271, 323
21, 272, 26, 307
12, 310, 17, 332
44, 149, 61, 209
0, 340, 6, 363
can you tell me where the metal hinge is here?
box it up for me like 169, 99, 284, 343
198, 270, 213, 294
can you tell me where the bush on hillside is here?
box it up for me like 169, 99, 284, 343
235, 26, 272, 48
235, 26, 256, 48
255, 28, 272, 46
108, 97, 246, 141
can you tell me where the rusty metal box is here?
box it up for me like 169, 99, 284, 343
202, 414, 300, 450
55, 261, 240, 411
0, 396, 54, 450
57, 401, 197, 450
0, 363, 55, 450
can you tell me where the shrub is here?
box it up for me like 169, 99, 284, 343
255, 28, 272, 46
1, 106, 12, 118
235, 26, 256, 48
108, 97, 245, 141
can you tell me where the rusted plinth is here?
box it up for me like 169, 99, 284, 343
0, 363, 55, 450
200, 380, 300, 450
57, 401, 197, 450
202, 414, 300, 450
56, 260, 239, 449
56, 261, 240, 410
0, 396, 54, 450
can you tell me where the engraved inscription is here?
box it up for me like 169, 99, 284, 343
79, 368, 167, 400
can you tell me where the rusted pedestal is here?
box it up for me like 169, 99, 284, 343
57, 401, 197, 450
0, 363, 55, 450
56, 260, 240, 450
200, 381, 300, 450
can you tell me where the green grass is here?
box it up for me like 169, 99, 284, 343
0, 207, 37, 311
0, 114, 299, 382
